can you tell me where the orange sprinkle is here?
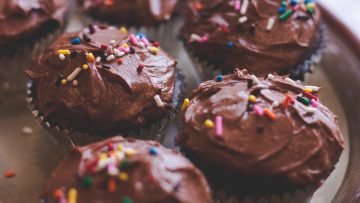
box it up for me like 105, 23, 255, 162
194, 2, 203, 10
282, 95, 292, 109
264, 108, 277, 121
53, 189, 64, 199
104, 0, 114, 6
4, 171, 15, 178
117, 58, 123, 64
108, 179, 117, 193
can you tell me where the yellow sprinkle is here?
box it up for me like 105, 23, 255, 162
248, 95, 257, 103
149, 47, 159, 54
119, 27, 128, 34
125, 148, 137, 157
57, 49, 71, 55
82, 64, 89, 70
100, 153, 108, 160
117, 144, 124, 151
121, 43, 129, 48
204, 119, 214, 128
119, 172, 129, 181
304, 88, 313, 93
61, 79, 67, 85
181, 98, 190, 111
307, 2, 315, 9
68, 188, 77, 203
87, 53, 95, 62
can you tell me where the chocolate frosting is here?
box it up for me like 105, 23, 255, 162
79, 0, 179, 26
181, 0, 321, 76
178, 69, 344, 186
26, 25, 177, 133
0, 0, 67, 48
43, 136, 212, 203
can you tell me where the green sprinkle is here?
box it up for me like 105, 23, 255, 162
281, 1, 287, 7
120, 159, 130, 170
297, 96, 311, 106
123, 196, 133, 203
279, 10, 293, 21
307, 7, 314, 14
81, 177, 93, 188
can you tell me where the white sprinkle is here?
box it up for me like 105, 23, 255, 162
190, 34, 202, 42
106, 54, 115, 61
305, 85, 320, 92
58, 54, 65, 61
22, 126, 33, 134
250, 75, 259, 84
138, 42, 145, 48
25, 97, 33, 104
154, 95, 165, 107
107, 165, 119, 176
110, 40, 116, 45
266, 17, 275, 31
32, 110, 39, 117
96, 56, 102, 63
272, 101, 280, 108
67, 67, 82, 82
285, 77, 296, 84
116, 51, 126, 57
240, 0, 249, 15
238, 16, 248, 24
267, 74, 275, 80
304, 106, 318, 113
73, 80, 79, 86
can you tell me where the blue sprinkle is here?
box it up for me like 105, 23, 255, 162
305, 0, 313, 4
227, 42, 234, 48
149, 147, 158, 155
278, 7, 286, 14
136, 32, 147, 39
216, 75, 223, 82
290, 0, 297, 6
71, 37, 81, 45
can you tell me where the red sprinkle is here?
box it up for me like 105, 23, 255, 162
282, 94, 293, 109
4, 171, 15, 178
53, 189, 64, 199
107, 142, 114, 151
152, 41, 160, 47
221, 25, 229, 33
117, 58, 123, 64
303, 92, 318, 101
101, 44, 108, 50
137, 64, 144, 73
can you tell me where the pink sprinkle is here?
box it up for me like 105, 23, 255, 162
253, 105, 264, 116
200, 35, 208, 43
124, 47, 130, 53
292, 4, 300, 11
234, 0, 241, 11
141, 37, 149, 46
60, 197, 68, 203
311, 99, 318, 107
129, 34, 138, 46
215, 116, 223, 138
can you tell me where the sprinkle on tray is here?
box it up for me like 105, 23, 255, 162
181, 98, 190, 111
4, 170, 15, 178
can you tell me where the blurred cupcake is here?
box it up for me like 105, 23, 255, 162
26, 25, 183, 147
178, 69, 344, 201
42, 136, 212, 203
0, 0, 67, 94
181, 0, 323, 80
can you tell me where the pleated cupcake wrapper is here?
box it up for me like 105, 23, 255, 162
186, 23, 326, 82
27, 69, 186, 153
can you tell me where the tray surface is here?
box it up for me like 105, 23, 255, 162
0, 2, 359, 203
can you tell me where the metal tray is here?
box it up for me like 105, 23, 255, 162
0, 3, 359, 203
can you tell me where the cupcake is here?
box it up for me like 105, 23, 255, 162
181, 0, 323, 80
42, 136, 212, 203
178, 69, 344, 201
26, 25, 182, 146
0, 0, 67, 94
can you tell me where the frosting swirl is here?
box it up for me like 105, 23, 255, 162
43, 136, 212, 203
26, 25, 177, 134
178, 69, 344, 186
181, 0, 321, 76
79, 0, 179, 26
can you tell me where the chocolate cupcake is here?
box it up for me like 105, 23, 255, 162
181, 0, 323, 79
26, 25, 182, 146
42, 136, 212, 203
178, 69, 344, 201
0, 0, 67, 94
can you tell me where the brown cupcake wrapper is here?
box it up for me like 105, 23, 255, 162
27, 69, 185, 152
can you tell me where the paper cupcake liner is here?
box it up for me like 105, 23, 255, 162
0, 15, 68, 96
27, 69, 185, 152
185, 24, 326, 82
